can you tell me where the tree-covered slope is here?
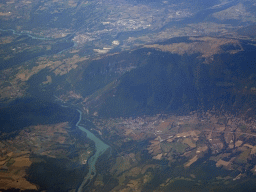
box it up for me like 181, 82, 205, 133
91, 40, 256, 117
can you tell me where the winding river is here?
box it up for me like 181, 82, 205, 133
0, 28, 51, 40
76, 110, 110, 192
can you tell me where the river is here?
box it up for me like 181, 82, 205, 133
0, 28, 51, 40
76, 109, 110, 192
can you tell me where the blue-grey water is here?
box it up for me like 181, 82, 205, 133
0, 28, 50, 40
76, 110, 110, 192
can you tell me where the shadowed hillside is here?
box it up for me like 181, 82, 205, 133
24, 37, 256, 118
90, 40, 256, 117
0, 98, 79, 137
